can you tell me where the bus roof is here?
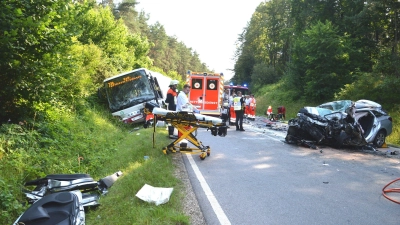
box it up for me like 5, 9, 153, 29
103, 68, 148, 82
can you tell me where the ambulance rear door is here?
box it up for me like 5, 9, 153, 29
203, 76, 219, 110
189, 75, 219, 111
189, 75, 204, 110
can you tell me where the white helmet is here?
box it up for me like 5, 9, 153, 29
170, 80, 179, 86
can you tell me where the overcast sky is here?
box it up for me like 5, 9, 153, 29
136, 0, 264, 80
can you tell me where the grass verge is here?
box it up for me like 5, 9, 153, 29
0, 104, 190, 225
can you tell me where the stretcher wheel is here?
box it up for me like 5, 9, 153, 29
200, 152, 207, 160
162, 147, 168, 155
207, 149, 211, 156
168, 146, 177, 153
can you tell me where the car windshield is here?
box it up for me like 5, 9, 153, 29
302, 107, 333, 117
318, 100, 352, 112
105, 70, 155, 112
316, 108, 334, 117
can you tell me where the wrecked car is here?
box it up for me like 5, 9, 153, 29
285, 100, 392, 149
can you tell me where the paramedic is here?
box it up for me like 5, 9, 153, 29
244, 95, 250, 118
280, 105, 286, 120
267, 106, 273, 119
233, 91, 245, 131
165, 80, 179, 139
177, 84, 200, 113
221, 89, 231, 127
249, 94, 256, 119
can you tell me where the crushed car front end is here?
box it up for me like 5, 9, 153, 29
285, 99, 391, 149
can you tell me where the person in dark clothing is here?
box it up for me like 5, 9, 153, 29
278, 106, 286, 120
281, 105, 286, 120
221, 89, 231, 127
165, 80, 179, 139
233, 91, 245, 131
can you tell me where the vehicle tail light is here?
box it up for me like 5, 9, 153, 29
389, 117, 392, 122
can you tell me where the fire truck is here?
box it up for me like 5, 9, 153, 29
224, 84, 250, 125
185, 70, 224, 116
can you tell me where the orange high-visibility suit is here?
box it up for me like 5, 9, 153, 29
249, 97, 256, 119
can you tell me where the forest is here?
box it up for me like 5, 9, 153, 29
1, 0, 400, 223
0, 0, 209, 124
2, 0, 399, 123
233, 0, 400, 108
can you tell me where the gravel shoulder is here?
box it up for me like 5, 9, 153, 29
172, 153, 207, 225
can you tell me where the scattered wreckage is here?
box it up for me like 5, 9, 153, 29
13, 171, 122, 225
285, 100, 392, 150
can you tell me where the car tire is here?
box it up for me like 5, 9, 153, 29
373, 130, 386, 148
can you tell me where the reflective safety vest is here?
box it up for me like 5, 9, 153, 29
233, 97, 242, 111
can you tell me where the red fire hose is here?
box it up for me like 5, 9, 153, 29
382, 178, 400, 204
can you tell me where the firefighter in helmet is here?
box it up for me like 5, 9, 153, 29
165, 80, 179, 139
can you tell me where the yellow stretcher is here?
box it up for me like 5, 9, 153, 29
144, 102, 227, 160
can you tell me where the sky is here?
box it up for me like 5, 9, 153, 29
135, 0, 265, 81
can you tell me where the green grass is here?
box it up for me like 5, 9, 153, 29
254, 81, 316, 121
0, 104, 190, 225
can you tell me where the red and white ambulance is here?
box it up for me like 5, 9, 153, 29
186, 70, 224, 116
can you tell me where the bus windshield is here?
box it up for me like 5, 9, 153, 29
105, 70, 155, 112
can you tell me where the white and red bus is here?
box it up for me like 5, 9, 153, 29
100, 68, 171, 125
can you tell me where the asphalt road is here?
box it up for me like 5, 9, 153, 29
182, 118, 400, 225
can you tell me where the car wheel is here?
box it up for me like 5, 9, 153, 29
373, 130, 386, 148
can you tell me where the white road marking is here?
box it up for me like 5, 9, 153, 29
186, 154, 231, 225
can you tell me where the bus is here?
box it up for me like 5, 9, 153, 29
100, 68, 171, 124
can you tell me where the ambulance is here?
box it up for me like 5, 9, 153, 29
223, 84, 250, 125
185, 70, 224, 116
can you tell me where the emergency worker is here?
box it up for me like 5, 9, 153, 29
277, 106, 282, 120
229, 91, 236, 125
233, 91, 245, 131
221, 89, 231, 127
177, 84, 200, 113
280, 105, 286, 120
267, 105, 273, 119
165, 80, 179, 139
249, 94, 256, 120
244, 95, 250, 118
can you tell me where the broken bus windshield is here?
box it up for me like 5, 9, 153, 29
105, 70, 155, 112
